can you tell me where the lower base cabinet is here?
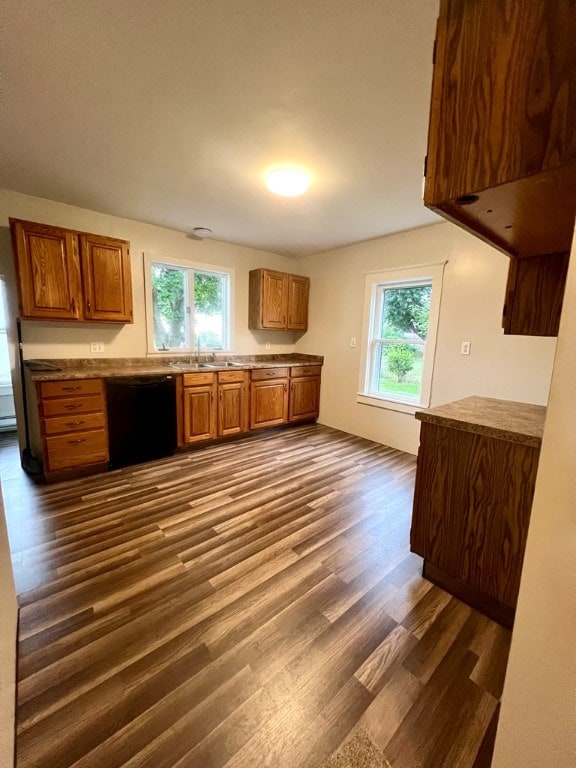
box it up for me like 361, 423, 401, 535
181, 373, 217, 444
218, 370, 249, 436
37, 378, 109, 476
289, 365, 321, 422
250, 367, 289, 429
410, 418, 540, 628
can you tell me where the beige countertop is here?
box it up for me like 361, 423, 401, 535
26, 354, 323, 382
415, 395, 546, 447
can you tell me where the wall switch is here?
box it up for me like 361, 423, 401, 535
350, 337, 357, 348
265, 342, 271, 350
90, 341, 104, 354
460, 341, 471, 355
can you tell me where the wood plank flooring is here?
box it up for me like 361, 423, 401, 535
0, 425, 511, 768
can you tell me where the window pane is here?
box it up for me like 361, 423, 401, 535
152, 264, 187, 350
375, 342, 424, 401
194, 271, 225, 350
381, 284, 431, 340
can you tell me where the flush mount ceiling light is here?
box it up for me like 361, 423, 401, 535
264, 166, 311, 197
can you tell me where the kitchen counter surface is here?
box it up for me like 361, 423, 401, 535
415, 395, 546, 447
26, 354, 323, 382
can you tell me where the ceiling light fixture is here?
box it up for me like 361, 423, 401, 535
264, 166, 311, 197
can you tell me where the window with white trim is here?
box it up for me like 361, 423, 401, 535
144, 255, 233, 352
358, 263, 445, 412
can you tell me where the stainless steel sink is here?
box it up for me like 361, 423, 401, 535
164, 362, 214, 370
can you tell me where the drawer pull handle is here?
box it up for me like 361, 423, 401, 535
62, 386, 81, 391
266, 370, 275, 376
67, 438, 86, 445
65, 420, 85, 426
64, 404, 82, 410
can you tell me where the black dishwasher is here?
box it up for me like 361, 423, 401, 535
106, 375, 177, 468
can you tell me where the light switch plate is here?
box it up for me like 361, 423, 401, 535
90, 341, 104, 353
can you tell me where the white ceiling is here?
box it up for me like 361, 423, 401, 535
0, 0, 441, 257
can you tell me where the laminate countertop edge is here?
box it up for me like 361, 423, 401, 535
415, 395, 546, 448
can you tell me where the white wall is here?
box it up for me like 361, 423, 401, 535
491, 233, 576, 768
296, 222, 557, 453
0, 189, 299, 360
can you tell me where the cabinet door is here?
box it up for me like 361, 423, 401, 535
289, 376, 320, 422
287, 275, 309, 330
80, 234, 133, 323
183, 384, 216, 443
259, 270, 288, 329
10, 219, 82, 320
250, 379, 288, 429
218, 380, 248, 436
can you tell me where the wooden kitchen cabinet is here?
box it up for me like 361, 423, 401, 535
248, 269, 309, 331
181, 372, 217, 444
37, 378, 109, 476
250, 367, 289, 429
217, 370, 249, 436
10, 218, 133, 323
410, 397, 544, 627
424, 0, 576, 336
289, 365, 321, 422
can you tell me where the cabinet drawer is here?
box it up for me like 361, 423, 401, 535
290, 365, 321, 378
43, 411, 106, 436
45, 429, 108, 472
218, 370, 247, 383
251, 367, 289, 381
182, 372, 215, 387
42, 395, 105, 418
39, 379, 103, 398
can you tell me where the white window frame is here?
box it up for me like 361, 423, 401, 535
357, 262, 446, 414
143, 253, 235, 354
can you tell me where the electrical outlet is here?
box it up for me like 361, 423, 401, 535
90, 341, 104, 354
265, 342, 271, 350
350, 337, 357, 348
460, 341, 471, 355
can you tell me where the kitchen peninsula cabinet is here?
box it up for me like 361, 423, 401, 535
37, 378, 109, 475
289, 364, 321, 422
410, 396, 545, 627
217, 370, 249, 436
424, 0, 576, 336
250, 367, 289, 429
181, 372, 217, 444
248, 269, 309, 331
10, 218, 133, 323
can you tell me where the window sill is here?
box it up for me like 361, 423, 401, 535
356, 392, 425, 415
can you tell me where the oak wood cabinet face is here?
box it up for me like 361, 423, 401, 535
37, 378, 109, 474
10, 219, 133, 323
289, 375, 320, 422
249, 269, 309, 331
218, 373, 249, 436
80, 234, 133, 322
287, 275, 309, 330
183, 383, 217, 443
250, 378, 289, 429
410, 421, 539, 611
11, 220, 83, 320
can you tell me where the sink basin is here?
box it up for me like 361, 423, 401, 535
164, 362, 214, 370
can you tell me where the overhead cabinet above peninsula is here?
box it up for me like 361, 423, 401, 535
424, 0, 576, 336
10, 218, 133, 323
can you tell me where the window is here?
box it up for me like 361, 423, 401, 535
358, 263, 445, 412
144, 255, 233, 352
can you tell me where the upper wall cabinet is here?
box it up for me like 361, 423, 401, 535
248, 269, 309, 331
10, 219, 133, 323
424, 0, 576, 336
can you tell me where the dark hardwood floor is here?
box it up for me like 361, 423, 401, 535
0, 425, 510, 768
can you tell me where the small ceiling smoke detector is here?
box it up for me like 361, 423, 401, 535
192, 227, 212, 239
